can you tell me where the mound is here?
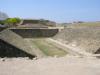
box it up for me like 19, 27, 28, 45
53, 26, 100, 53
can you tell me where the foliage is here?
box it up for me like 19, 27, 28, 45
5, 18, 21, 27
0, 20, 5, 25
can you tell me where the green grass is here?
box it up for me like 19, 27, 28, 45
32, 39, 67, 57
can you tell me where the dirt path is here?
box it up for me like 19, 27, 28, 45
0, 57, 100, 75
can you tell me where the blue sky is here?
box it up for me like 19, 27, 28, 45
0, 0, 100, 23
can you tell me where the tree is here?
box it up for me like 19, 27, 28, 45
0, 20, 5, 25
5, 18, 21, 27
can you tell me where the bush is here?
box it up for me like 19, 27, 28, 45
5, 18, 21, 27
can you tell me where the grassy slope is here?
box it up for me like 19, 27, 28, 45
31, 39, 67, 57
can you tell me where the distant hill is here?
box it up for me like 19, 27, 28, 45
66, 22, 100, 28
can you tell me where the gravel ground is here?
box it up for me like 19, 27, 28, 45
0, 56, 100, 75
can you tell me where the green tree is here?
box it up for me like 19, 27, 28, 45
5, 18, 21, 27
0, 20, 5, 25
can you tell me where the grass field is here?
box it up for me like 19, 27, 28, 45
31, 38, 67, 57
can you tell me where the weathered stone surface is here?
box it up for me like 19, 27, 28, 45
11, 29, 58, 38
0, 39, 34, 58
53, 27, 100, 53
0, 29, 45, 58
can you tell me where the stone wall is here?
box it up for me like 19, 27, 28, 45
0, 29, 39, 57
11, 29, 59, 38
0, 39, 35, 58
